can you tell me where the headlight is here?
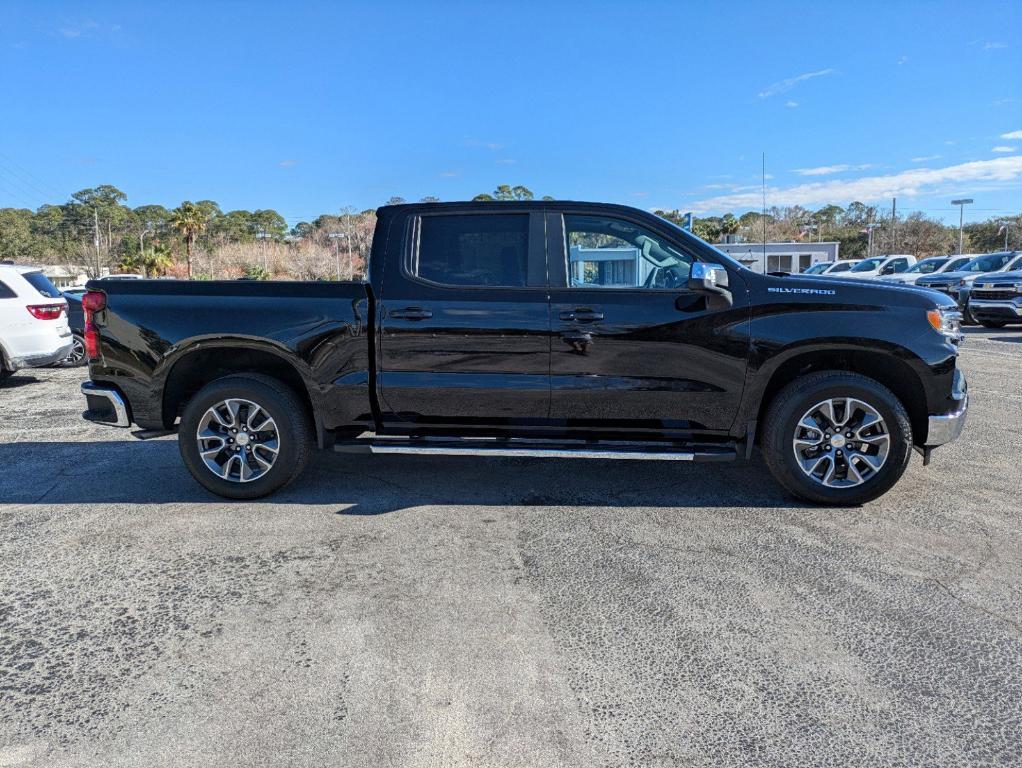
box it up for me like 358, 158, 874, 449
927, 308, 962, 339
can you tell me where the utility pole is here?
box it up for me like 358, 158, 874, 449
890, 198, 897, 254
93, 206, 101, 277
951, 199, 973, 254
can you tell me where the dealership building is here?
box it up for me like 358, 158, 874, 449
713, 241, 841, 274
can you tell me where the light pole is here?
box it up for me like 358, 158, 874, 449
864, 223, 881, 258
951, 198, 973, 254
997, 221, 1012, 251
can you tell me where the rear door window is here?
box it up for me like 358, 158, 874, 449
22, 271, 62, 298
413, 214, 529, 287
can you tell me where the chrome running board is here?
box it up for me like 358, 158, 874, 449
334, 435, 737, 462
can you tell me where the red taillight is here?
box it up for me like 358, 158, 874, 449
82, 290, 107, 360
27, 303, 65, 320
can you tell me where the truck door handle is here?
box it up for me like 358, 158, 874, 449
389, 306, 433, 320
560, 308, 604, 322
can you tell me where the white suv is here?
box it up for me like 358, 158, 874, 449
0, 264, 73, 380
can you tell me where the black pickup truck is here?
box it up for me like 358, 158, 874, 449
80, 201, 968, 504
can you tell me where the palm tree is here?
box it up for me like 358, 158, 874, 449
170, 201, 209, 279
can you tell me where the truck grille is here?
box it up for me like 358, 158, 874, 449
973, 289, 1019, 301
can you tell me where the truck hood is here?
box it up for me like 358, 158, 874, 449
759, 272, 956, 309
917, 270, 989, 286
972, 270, 1022, 286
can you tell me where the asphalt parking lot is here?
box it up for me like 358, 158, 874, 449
1, 327, 1020, 768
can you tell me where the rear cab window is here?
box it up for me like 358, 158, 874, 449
22, 271, 62, 299
410, 213, 531, 287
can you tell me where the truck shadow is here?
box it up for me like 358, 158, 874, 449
0, 374, 42, 389
0, 440, 799, 512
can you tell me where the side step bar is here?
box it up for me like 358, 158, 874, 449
334, 435, 737, 462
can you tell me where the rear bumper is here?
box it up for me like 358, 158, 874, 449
925, 369, 967, 448
81, 381, 131, 427
7, 342, 73, 370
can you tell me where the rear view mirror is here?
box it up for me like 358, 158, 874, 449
687, 262, 730, 294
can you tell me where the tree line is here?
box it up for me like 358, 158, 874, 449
0, 184, 1018, 281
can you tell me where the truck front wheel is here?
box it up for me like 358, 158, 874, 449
761, 371, 912, 505
179, 374, 313, 500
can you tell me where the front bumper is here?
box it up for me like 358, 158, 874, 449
81, 381, 131, 427
925, 369, 968, 447
969, 299, 1022, 320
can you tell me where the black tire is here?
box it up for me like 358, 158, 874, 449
962, 306, 978, 326
178, 374, 313, 500
980, 320, 1007, 329
0, 367, 13, 381
762, 371, 912, 505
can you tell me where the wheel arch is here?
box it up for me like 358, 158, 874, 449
161, 341, 319, 440
751, 346, 929, 444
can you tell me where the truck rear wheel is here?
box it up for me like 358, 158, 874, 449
761, 371, 912, 505
179, 374, 313, 500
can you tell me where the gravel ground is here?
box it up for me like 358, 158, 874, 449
1, 327, 1020, 767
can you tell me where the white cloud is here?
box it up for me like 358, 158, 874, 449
897, 55, 909, 65
792, 163, 872, 176
1001, 130, 1022, 140
757, 68, 836, 99
496, 158, 517, 165
57, 20, 99, 38
984, 42, 1007, 50
992, 146, 1017, 153
278, 159, 298, 168
785, 100, 798, 108
439, 170, 459, 177
463, 138, 504, 150
911, 155, 941, 163
687, 156, 1022, 212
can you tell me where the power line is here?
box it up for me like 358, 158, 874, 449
0, 152, 64, 200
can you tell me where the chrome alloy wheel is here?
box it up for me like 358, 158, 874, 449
196, 398, 280, 482
63, 335, 85, 366
792, 397, 890, 488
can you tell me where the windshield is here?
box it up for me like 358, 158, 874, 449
652, 213, 746, 271
963, 253, 1015, 272
803, 263, 830, 274
906, 258, 947, 274
943, 257, 970, 272
850, 257, 884, 272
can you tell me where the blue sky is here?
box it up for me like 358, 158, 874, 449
1, 1, 1020, 225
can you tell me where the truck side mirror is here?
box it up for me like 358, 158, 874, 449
687, 262, 729, 293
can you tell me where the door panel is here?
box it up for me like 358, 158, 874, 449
547, 211, 749, 432
378, 211, 551, 423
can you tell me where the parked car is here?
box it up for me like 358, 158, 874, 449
881, 255, 973, 285
801, 259, 862, 276
842, 254, 917, 279
80, 201, 967, 505
0, 264, 72, 379
60, 288, 87, 366
917, 252, 1022, 324
968, 268, 1022, 328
